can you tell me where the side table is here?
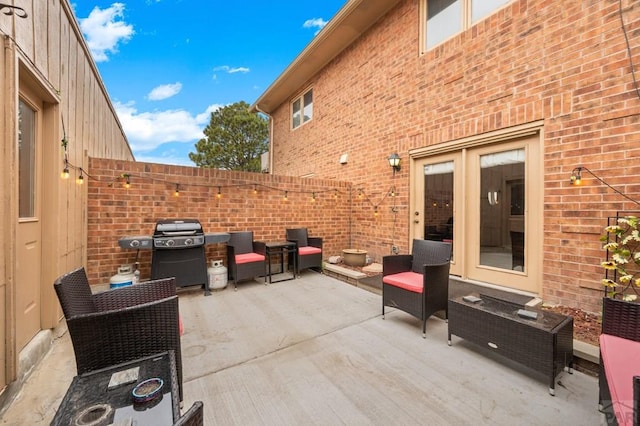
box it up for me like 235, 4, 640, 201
52, 351, 180, 426
448, 294, 573, 395
265, 242, 297, 283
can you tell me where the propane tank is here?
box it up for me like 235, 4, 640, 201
110, 264, 134, 289
208, 260, 227, 290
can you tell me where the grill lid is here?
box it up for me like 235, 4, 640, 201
154, 219, 203, 236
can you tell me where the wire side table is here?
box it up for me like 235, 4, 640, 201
265, 242, 297, 283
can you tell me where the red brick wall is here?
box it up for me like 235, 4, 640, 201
86, 158, 352, 286
266, 0, 640, 312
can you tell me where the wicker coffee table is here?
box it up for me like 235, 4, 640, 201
448, 294, 573, 395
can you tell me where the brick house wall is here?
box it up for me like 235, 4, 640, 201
87, 158, 352, 286
264, 0, 640, 313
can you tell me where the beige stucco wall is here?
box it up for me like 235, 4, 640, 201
0, 0, 133, 394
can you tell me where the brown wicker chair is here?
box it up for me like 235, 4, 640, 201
174, 401, 204, 425
226, 231, 266, 290
53, 267, 184, 401
382, 239, 452, 338
599, 297, 640, 423
286, 228, 323, 275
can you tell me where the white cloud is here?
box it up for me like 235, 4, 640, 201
303, 18, 328, 34
213, 65, 250, 74
147, 83, 182, 101
79, 3, 134, 62
114, 101, 222, 152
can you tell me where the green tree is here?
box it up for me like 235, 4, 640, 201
189, 101, 268, 171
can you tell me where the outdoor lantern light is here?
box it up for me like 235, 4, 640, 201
388, 153, 401, 175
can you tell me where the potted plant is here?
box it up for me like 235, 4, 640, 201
600, 214, 640, 340
601, 214, 640, 302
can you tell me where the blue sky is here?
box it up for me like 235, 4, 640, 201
73, 1, 346, 165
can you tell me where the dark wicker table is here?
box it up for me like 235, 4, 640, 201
448, 294, 573, 395
265, 242, 297, 283
51, 351, 180, 425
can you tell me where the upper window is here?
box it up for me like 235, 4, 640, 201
424, 0, 511, 50
291, 88, 313, 129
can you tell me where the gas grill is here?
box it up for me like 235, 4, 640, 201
151, 219, 209, 294
118, 220, 230, 296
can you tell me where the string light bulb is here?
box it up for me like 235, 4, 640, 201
334, 190, 338, 199
358, 189, 363, 199
311, 192, 316, 202
124, 175, 131, 189
374, 207, 379, 217
61, 167, 70, 179
76, 171, 84, 185
253, 185, 258, 195
217, 187, 221, 199
174, 184, 180, 197
570, 167, 582, 185
283, 191, 288, 201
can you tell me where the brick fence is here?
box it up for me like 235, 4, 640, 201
87, 158, 354, 285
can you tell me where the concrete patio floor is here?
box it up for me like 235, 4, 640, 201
1, 271, 603, 425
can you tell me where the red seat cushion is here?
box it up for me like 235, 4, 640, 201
600, 333, 640, 426
382, 271, 423, 293
235, 253, 265, 264
299, 246, 322, 255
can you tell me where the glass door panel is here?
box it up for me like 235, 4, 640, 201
479, 148, 525, 271
413, 153, 461, 276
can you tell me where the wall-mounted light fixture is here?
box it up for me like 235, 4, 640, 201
388, 153, 401, 175
569, 165, 640, 205
570, 167, 582, 185
487, 191, 500, 206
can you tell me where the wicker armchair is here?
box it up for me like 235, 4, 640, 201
174, 401, 204, 425
286, 228, 323, 275
599, 297, 640, 423
382, 239, 452, 338
227, 231, 266, 290
53, 267, 184, 401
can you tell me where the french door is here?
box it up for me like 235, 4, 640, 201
413, 132, 542, 293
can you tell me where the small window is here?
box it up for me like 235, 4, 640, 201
424, 0, 511, 50
18, 99, 37, 218
291, 88, 313, 129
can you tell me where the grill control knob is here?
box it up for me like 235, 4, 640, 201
166, 239, 175, 247
185, 238, 193, 246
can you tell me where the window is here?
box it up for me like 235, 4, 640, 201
291, 88, 313, 129
18, 99, 37, 218
424, 0, 511, 50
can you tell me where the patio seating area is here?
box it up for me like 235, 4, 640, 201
1, 271, 601, 425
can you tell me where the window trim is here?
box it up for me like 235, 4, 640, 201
420, 0, 512, 54
290, 87, 313, 130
